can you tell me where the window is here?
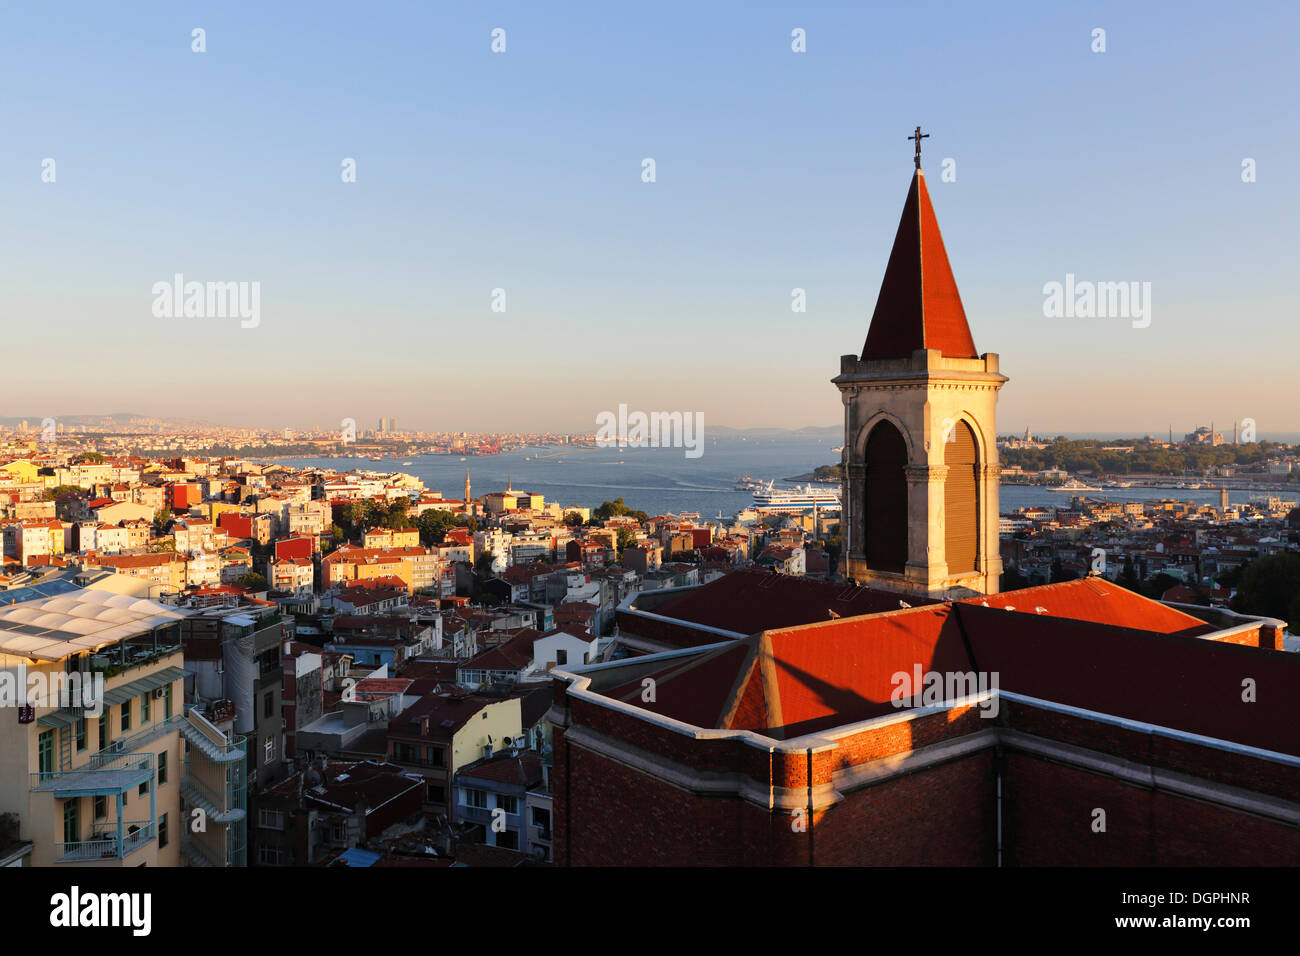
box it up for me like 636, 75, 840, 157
428, 747, 445, 768
427, 784, 446, 804
158, 813, 168, 849
263, 693, 274, 719
38, 730, 55, 775
157, 751, 167, 786
75, 718, 87, 752
556, 649, 567, 665
94, 795, 106, 821
141, 691, 150, 723
63, 799, 79, 845
258, 847, 283, 866
264, 737, 275, 763
120, 699, 131, 733
496, 829, 518, 850
532, 807, 551, 830
258, 809, 285, 830
139, 779, 149, 798
163, 683, 172, 719
498, 796, 518, 815
98, 717, 108, 751
464, 789, 487, 809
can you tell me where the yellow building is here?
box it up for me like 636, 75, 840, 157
0, 581, 246, 866
323, 545, 438, 594
363, 527, 420, 549
0, 459, 40, 483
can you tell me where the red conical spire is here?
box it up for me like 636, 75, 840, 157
861, 168, 978, 360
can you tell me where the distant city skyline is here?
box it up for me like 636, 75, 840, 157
2, 410, 1297, 445
4, 2, 1296, 432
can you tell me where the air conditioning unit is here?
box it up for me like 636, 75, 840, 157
152, 687, 165, 700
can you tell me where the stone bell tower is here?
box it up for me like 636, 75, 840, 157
832, 132, 1006, 599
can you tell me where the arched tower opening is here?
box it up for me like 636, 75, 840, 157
863, 421, 908, 572
943, 420, 979, 575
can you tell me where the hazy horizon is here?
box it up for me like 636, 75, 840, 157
3, 411, 1297, 445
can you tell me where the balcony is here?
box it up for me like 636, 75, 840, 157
457, 804, 520, 827
457, 804, 496, 826
87, 714, 185, 767
55, 821, 154, 863
32, 752, 153, 797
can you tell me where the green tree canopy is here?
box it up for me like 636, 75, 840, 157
1231, 553, 1300, 625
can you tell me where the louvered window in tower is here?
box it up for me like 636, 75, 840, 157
944, 421, 979, 575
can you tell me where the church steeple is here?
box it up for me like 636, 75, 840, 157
861, 166, 978, 361
833, 132, 1007, 600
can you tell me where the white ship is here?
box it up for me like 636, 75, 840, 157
753, 481, 842, 508
1050, 478, 1103, 492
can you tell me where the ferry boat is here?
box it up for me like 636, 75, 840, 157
1050, 478, 1103, 492
733, 475, 762, 490
753, 482, 842, 508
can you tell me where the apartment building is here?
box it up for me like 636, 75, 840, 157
0, 577, 246, 867
385, 689, 522, 820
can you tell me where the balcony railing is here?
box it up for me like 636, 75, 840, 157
55, 821, 154, 862
32, 751, 153, 794
86, 715, 185, 770
456, 805, 496, 826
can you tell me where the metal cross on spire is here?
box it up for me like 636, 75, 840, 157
908, 126, 930, 170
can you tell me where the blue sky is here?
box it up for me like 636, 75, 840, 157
2, 1, 1296, 436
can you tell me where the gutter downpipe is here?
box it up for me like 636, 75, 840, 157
995, 743, 1003, 867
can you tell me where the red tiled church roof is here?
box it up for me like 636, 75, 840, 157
958, 576, 1214, 638
861, 169, 979, 360
648, 568, 938, 635
592, 577, 1296, 754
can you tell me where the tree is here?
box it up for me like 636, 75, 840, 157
238, 572, 268, 591
1000, 564, 1030, 591
475, 551, 499, 580
1116, 555, 1141, 592
564, 511, 585, 527
1049, 558, 1077, 584
1140, 572, 1181, 601
1231, 553, 1300, 624
416, 509, 456, 545
43, 485, 85, 502
615, 527, 638, 554
592, 498, 649, 525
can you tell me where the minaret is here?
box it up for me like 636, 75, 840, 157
833, 129, 1006, 599
465, 470, 472, 516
